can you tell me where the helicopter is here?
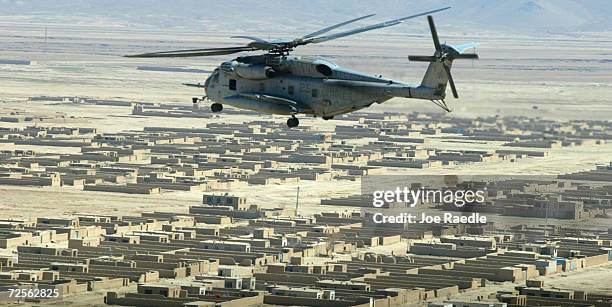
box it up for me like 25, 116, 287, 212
127, 7, 478, 128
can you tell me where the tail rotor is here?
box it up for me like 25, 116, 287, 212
409, 15, 478, 99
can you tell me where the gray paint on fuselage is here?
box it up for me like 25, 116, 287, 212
210, 70, 385, 116
204, 55, 436, 117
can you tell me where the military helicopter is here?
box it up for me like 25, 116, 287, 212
127, 7, 478, 128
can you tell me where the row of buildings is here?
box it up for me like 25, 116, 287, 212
1, 193, 611, 306
323, 164, 612, 220
1, 96, 610, 197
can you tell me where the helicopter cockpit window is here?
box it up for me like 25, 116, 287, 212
229, 79, 236, 90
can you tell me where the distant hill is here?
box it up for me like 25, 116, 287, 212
1, 0, 610, 34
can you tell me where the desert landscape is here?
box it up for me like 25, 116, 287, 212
1, 1, 611, 306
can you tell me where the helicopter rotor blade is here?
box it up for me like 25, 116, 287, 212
304, 7, 450, 45
408, 55, 437, 62
229, 15, 377, 47
230, 35, 269, 43
443, 63, 459, 98
427, 15, 442, 52
230, 36, 280, 50
300, 14, 376, 39
125, 8, 452, 58
452, 53, 479, 60
125, 46, 255, 58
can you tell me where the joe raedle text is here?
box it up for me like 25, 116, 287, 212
369, 186, 489, 225
372, 212, 487, 224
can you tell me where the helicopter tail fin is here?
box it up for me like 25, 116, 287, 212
419, 59, 452, 99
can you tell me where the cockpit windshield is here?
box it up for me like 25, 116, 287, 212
204, 69, 219, 89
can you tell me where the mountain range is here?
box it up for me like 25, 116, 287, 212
1, 0, 610, 34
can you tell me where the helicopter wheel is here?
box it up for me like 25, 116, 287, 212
211, 103, 223, 113
286, 116, 299, 128
322, 116, 334, 120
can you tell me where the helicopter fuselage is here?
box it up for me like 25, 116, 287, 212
127, 10, 477, 127
203, 54, 439, 118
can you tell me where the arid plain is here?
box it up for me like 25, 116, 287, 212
1, 17, 611, 220
1, 15, 612, 306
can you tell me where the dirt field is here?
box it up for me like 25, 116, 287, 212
1, 17, 611, 307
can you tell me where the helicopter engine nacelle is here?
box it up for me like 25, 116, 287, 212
232, 62, 276, 80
